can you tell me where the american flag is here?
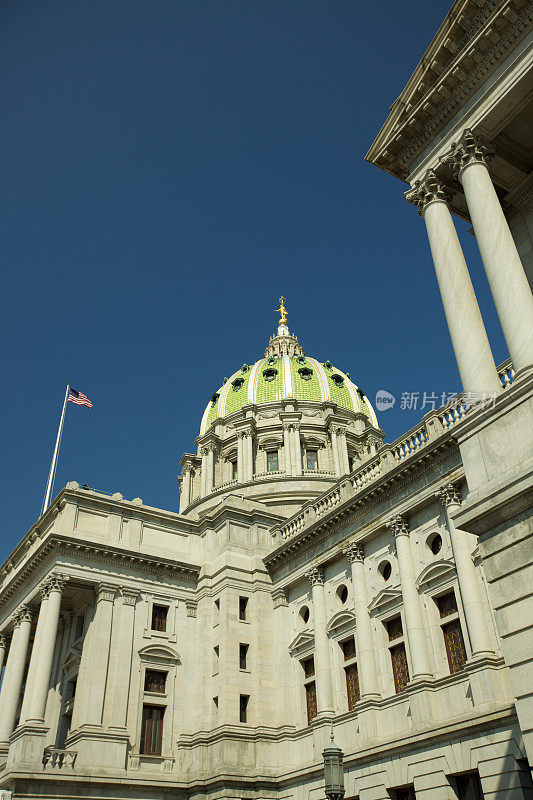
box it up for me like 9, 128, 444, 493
67, 388, 93, 409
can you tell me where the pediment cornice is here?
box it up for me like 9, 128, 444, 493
416, 559, 456, 590
325, 609, 356, 636
288, 630, 314, 656
367, 587, 402, 615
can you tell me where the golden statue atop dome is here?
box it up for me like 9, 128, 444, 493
275, 296, 288, 326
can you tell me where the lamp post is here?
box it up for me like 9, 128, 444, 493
323, 723, 345, 800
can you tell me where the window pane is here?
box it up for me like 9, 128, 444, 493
239, 643, 248, 669
437, 591, 458, 618
345, 663, 360, 710
390, 643, 410, 693
144, 670, 167, 693
386, 616, 403, 641
302, 657, 315, 678
341, 638, 356, 661
305, 681, 317, 724
267, 451, 279, 472
239, 596, 248, 620
239, 694, 249, 723
151, 605, 168, 632
306, 450, 318, 470
141, 705, 164, 755
442, 619, 467, 674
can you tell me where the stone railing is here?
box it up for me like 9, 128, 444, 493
42, 749, 77, 769
302, 469, 335, 476
253, 470, 285, 480
389, 419, 429, 462
214, 479, 239, 492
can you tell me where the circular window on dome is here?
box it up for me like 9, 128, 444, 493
379, 560, 392, 581
267, 356, 277, 366
324, 360, 333, 370
331, 374, 344, 386
241, 363, 249, 373
336, 584, 348, 604
232, 377, 245, 391
299, 605, 310, 625
298, 367, 313, 381
211, 392, 220, 404
262, 368, 278, 382
297, 355, 306, 365
427, 533, 443, 556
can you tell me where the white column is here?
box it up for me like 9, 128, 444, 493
206, 446, 215, 493
447, 131, 533, 374
0, 634, 7, 678
387, 515, 432, 680
406, 170, 501, 396
21, 573, 67, 724
179, 467, 192, 513
272, 588, 292, 725
200, 449, 208, 497
306, 567, 333, 714
0, 606, 33, 745
292, 425, 302, 476
438, 483, 494, 658
329, 427, 342, 477
244, 432, 254, 481
237, 433, 245, 483
71, 584, 115, 730
337, 429, 350, 475
104, 589, 138, 730
283, 425, 292, 475
343, 543, 380, 699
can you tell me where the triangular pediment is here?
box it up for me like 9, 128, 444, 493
326, 610, 356, 636
288, 630, 314, 656
367, 587, 402, 614
138, 644, 181, 664
416, 559, 455, 589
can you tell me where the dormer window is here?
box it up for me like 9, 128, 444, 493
357, 387, 365, 398
331, 374, 344, 386
232, 377, 245, 391
262, 368, 278, 382
296, 355, 306, 365
267, 356, 276, 365
298, 367, 313, 381
241, 363, 249, 372
324, 360, 333, 370
211, 392, 220, 404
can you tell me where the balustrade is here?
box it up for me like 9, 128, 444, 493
42, 749, 77, 769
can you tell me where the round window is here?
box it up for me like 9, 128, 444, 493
263, 368, 278, 382
298, 367, 313, 381
379, 561, 392, 581
299, 605, 310, 625
331, 374, 344, 386
429, 533, 443, 555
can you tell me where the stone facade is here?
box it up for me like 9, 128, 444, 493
0, 2, 532, 799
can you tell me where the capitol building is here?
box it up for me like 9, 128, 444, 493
0, 2, 532, 799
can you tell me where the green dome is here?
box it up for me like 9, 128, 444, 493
200, 329, 378, 434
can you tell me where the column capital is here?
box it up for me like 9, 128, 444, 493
437, 482, 462, 508
306, 566, 325, 586
41, 572, 69, 599
96, 583, 117, 603
186, 600, 197, 617
272, 587, 288, 608
120, 588, 140, 606
13, 605, 33, 627
0, 633, 7, 649
386, 514, 410, 538
342, 542, 364, 563
441, 129, 491, 178
405, 169, 451, 214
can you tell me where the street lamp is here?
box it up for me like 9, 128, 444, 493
323, 723, 345, 800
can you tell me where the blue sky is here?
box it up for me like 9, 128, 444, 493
1, 1, 508, 554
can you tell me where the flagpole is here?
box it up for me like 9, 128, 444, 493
42, 382, 70, 515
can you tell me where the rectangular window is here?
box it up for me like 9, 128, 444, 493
341, 637, 356, 661
442, 619, 467, 674
140, 704, 164, 756
302, 657, 315, 678
213, 645, 219, 673
239, 694, 249, 723
305, 681, 317, 724
239, 596, 248, 621
231, 460, 237, 479
66, 679, 77, 702
239, 643, 249, 670
390, 643, 410, 693
386, 616, 403, 641
345, 663, 360, 710
266, 451, 279, 472
144, 669, 167, 694
305, 450, 318, 470
437, 591, 458, 618
151, 604, 168, 632
454, 773, 484, 800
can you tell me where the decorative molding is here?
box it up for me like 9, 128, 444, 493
325, 609, 356, 637
437, 482, 462, 508
367, 587, 402, 615
342, 542, 364, 563
138, 643, 180, 665
185, 600, 197, 617
96, 584, 118, 603
288, 630, 314, 656
416, 559, 456, 590
386, 515, 410, 538
41, 572, 69, 599
441, 129, 490, 178
121, 588, 140, 606
272, 587, 288, 608
13, 604, 33, 627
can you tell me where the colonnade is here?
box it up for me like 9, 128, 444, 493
406, 129, 533, 394
303, 484, 494, 713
